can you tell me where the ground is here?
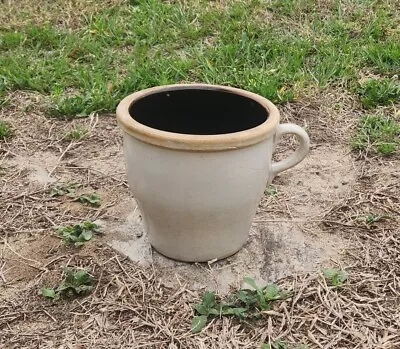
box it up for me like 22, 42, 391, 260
1, 1, 400, 348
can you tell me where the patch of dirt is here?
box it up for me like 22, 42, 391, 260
10, 152, 59, 185
273, 144, 357, 217
103, 144, 350, 293
1, 89, 400, 348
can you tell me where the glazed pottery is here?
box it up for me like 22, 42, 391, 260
116, 84, 310, 262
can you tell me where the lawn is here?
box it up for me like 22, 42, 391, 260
1, 0, 399, 348
1, 0, 399, 117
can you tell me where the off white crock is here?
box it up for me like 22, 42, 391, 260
117, 84, 310, 262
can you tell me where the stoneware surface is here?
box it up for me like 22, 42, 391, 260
116, 84, 310, 262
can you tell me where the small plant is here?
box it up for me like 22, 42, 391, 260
39, 267, 93, 300
191, 278, 287, 333
57, 221, 101, 246
0, 120, 12, 139
261, 340, 288, 349
76, 193, 101, 207
322, 268, 348, 287
351, 115, 400, 155
50, 183, 100, 207
65, 125, 88, 140
365, 214, 389, 225
357, 78, 400, 109
264, 185, 278, 197
50, 183, 82, 197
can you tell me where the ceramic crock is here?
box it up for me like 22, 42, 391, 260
116, 84, 309, 262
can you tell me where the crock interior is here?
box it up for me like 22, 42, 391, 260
128, 88, 269, 135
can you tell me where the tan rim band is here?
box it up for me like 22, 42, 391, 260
116, 84, 280, 151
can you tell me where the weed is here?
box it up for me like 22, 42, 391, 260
57, 221, 101, 246
322, 268, 348, 287
261, 340, 288, 349
0, 120, 12, 139
265, 185, 278, 196
357, 78, 400, 109
50, 182, 81, 197
365, 214, 388, 225
75, 193, 101, 207
50, 183, 100, 206
192, 277, 287, 333
351, 115, 400, 155
66, 125, 88, 140
39, 267, 93, 300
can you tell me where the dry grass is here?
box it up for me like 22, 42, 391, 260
1, 88, 400, 348
0, 0, 126, 30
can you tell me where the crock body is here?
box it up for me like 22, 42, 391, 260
123, 134, 274, 262
116, 84, 309, 262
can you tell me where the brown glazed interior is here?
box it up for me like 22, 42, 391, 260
116, 84, 280, 151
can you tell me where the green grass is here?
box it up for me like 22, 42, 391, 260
0, 120, 12, 139
0, 0, 399, 117
357, 78, 400, 109
351, 115, 400, 155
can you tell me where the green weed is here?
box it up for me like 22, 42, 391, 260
50, 182, 82, 197
57, 221, 101, 246
75, 193, 100, 207
0, 120, 12, 139
264, 185, 278, 197
50, 183, 100, 206
66, 125, 88, 140
322, 268, 348, 287
364, 214, 389, 225
39, 267, 93, 300
191, 277, 287, 333
351, 115, 400, 155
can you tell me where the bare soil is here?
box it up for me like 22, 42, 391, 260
1, 91, 399, 348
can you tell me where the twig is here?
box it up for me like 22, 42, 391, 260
48, 141, 78, 177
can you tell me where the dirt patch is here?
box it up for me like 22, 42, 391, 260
10, 152, 59, 185
1, 90, 400, 348
104, 144, 350, 293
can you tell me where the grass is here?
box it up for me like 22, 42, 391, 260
0, 0, 399, 117
0, 120, 12, 139
357, 78, 400, 109
351, 115, 400, 155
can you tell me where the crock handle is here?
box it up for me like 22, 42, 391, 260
269, 123, 310, 184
